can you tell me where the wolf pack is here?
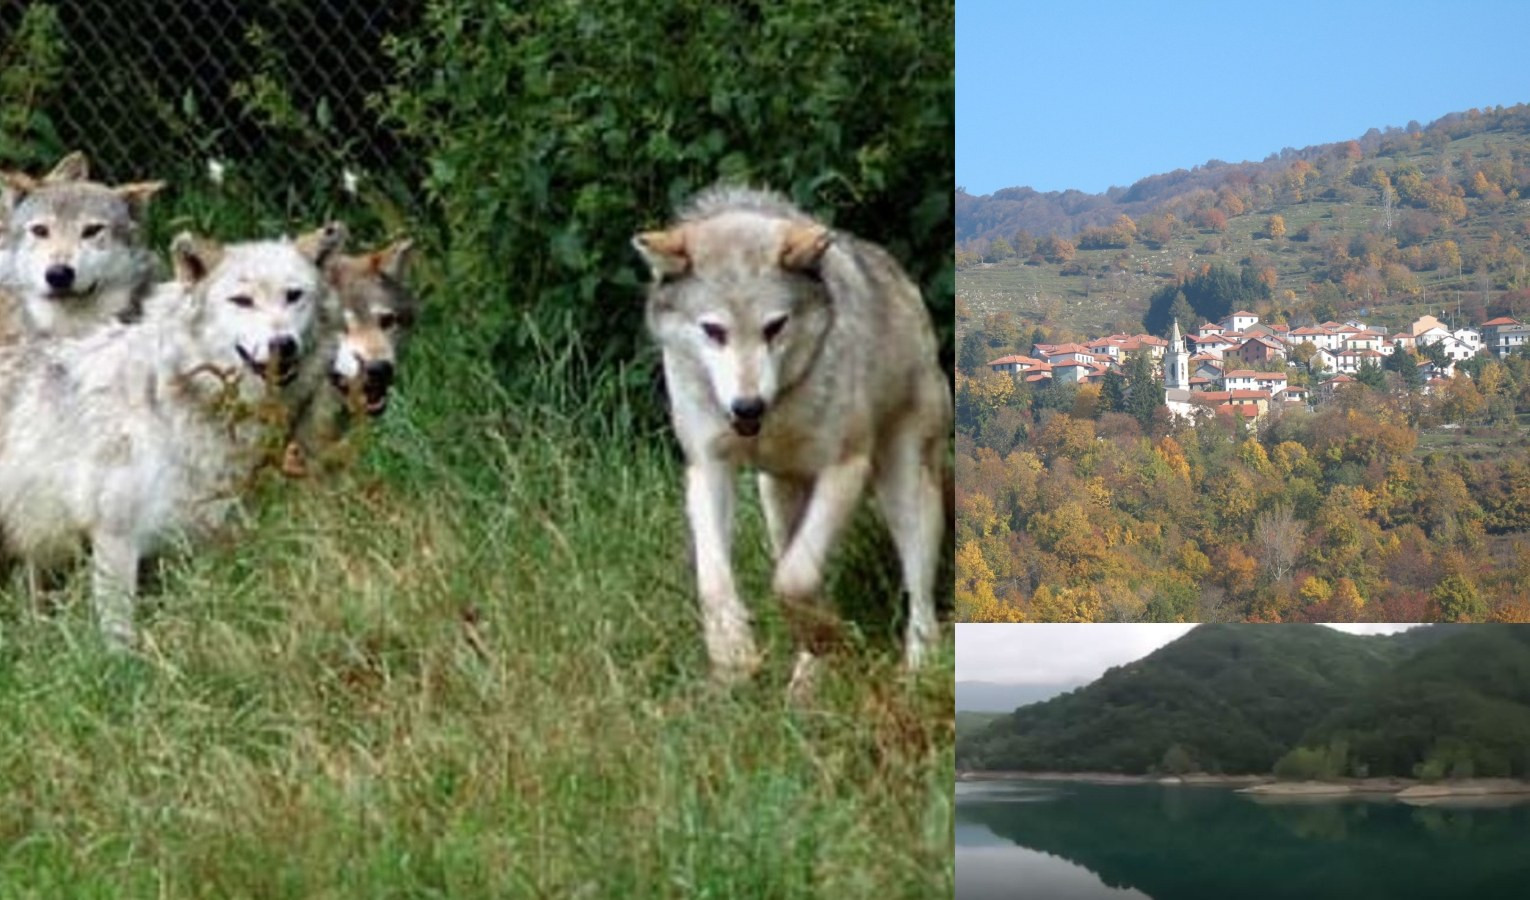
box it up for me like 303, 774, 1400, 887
0, 152, 950, 690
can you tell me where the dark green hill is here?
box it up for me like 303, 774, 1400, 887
957, 625, 1406, 773
1297, 626, 1530, 778
957, 625, 1530, 776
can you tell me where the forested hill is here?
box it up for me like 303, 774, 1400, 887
956, 624, 1530, 778
956, 104, 1530, 244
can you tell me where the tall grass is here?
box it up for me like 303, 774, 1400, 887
0, 335, 954, 896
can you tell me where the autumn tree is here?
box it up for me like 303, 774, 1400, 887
1433, 573, 1486, 622
1264, 214, 1287, 241
1253, 505, 1304, 584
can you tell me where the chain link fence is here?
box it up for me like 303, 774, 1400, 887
2, 0, 422, 225
3, 0, 956, 407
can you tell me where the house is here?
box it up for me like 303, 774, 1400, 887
1188, 332, 1238, 359
1192, 389, 1272, 422
1319, 374, 1357, 395
1276, 385, 1309, 405
1453, 328, 1482, 354
1190, 353, 1224, 380
1420, 358, 1455, 380
1220, 310, 1259, 332
1481, 317, 1530, 358
1234, 336, 1286, 366
988, 354, 1044, 374
1409, 314, 1449, 337
1288, 325, 1337, 352
1332, 348, 1384, 374
1222, 369, 1261, 392
1344, 329, 1386, 352
1419, 333, 1477, 363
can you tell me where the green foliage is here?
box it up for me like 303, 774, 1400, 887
960, 625, 1530, 782
0, 2, 66, 166
379, 0, 954, 415
957, 625, 1409, 774
1160, 743, 1196, 775
1143, 264, 1269, 336
1123, 350, 1163, 428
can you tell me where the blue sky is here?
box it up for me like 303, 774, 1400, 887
958, 0, 1530, 197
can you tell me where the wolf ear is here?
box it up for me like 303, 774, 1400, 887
45, 151, 90, 182
295, 220, 349, 267
633, 228, 690, 282
780, 223, 832, 273
0, 171, 38, 210
170, 232, 224, 285
369, 237, 415, 280
114, 181, 166, 222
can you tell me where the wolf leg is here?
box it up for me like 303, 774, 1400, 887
686, 460, 758, 683
874, 432, 943, 670
774, 456, 869, 697
757, 472, 810, 562
90, 531, 140, 650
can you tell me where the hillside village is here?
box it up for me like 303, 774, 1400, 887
986, 312, 1530, 424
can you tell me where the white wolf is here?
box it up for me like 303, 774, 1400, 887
0, 223, 346, 647
0, 151, 164, 341
634, 185, 952, 686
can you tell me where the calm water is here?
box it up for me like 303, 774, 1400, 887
956, 780, 1530, 900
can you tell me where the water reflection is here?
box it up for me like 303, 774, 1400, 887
955, 781, 1530, 900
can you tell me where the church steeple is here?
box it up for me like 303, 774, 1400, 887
1166, 319, 1188, 390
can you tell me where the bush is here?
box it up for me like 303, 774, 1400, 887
380, 0, 954, 420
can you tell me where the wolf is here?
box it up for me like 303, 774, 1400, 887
633, 184, 952, 687
0, 151, 164, 341
283, 237, 418, 474
0, 223, 346, 647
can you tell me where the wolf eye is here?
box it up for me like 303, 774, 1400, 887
29, 223, 48, 239
763, 315, 789, 343
285, 288, 306, 305
228, 294, 254, 308
701, 322, 728, 346
377, 312, 398, 330
81, 223, 105, 239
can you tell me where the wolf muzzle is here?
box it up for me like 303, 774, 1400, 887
238, 336, 301, 386
729, 396, 766, 436
44, 264, 93, 299
331, 359, 396, 416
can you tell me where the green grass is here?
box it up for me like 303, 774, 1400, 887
0, 348, 953, 897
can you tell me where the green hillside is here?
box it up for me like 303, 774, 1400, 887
957, 625, 1530, 778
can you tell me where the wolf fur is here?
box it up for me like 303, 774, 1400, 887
0, 223, 346, 647
634, 184, 952, 685
0, 151, 164, 342
284, 237, 418, 472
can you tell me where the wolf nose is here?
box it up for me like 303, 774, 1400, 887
45, 264, 76, 291
269, 335, 300, 366
730, 397, 767, 421
363, 360, 395, 390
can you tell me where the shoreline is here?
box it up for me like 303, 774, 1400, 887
957, 771, 1530, 801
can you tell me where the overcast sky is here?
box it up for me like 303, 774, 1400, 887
956, 624, 1422, 684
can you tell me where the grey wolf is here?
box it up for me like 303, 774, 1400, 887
284, 237, 418, 474
0, 223, 346, 647
633, 184, 952, 687
0, 151, 164, 341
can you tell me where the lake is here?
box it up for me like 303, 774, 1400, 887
956, 780, 1530, 900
